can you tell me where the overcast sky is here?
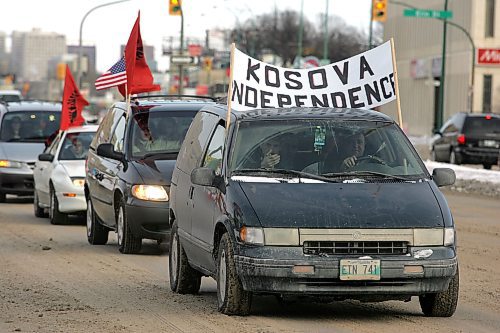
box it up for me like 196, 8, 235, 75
1, 0, 371, 72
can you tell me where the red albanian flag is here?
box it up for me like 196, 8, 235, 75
119, 11, 160, 96
60, 65, 88, 130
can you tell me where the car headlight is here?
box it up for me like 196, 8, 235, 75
0, 160, 23, 168
444, 227, 455, 246
131, 185, 169, 202
239, 226, 264, 245
71, 178, 85, 187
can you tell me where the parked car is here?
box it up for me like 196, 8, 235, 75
85, 95, 216, 254
0, 101, 61, 202
169, 106, 459, 317
33, 125, 98, 224
431, 112, 500, 169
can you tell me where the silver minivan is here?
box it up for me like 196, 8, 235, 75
0, 101, 61, 202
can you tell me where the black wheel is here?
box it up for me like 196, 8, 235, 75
430, 149, 437, 162
33, 190, 47, 218
0, 191, 5, 203
419, 268, 459, 317
216, 233, 252, 315
169, 222, 201, 294
49, 187, 67, 225
483, 163, 492, 170
86, 197, 109, 245
117, 199, 141, 254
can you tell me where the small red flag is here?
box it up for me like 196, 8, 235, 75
60, 65, 88, 131
121, 12, 160, 96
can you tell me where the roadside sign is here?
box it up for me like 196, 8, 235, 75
170, 55, 198, 65
477, 48, 500, 65
403, 9, 453, 19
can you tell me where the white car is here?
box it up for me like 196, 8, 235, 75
33, 125, 97, 224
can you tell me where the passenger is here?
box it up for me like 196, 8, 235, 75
245, 137, 284, 169
7, 116, 22, 140
62, 137, 86, 159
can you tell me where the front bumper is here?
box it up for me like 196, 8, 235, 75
56, 192, 86, 213
235, 245, 457, 299
0, 167, 34, 195
125, 197, 169, 241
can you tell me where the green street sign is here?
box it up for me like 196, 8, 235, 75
403, 8, 453, 19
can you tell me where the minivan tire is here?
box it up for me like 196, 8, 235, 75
483, 163, 492, 170
0, 191, 5, 203
49, 187, 67, 225
169, 222, 201, 294
117, 199, 141, 254
86, 197, 109, 245
419, 268, 459, 317
216, 233, 252, 316
449, 150, 462, 165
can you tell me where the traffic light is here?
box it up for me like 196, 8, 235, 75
56, 63, 66, 80
202, 57, 212, 71
372, 0, 387, 22
169, 0, 182, 16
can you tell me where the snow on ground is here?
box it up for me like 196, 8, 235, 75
424, 160, 500, 185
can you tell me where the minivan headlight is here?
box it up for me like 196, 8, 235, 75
239, 226, 264, 245
0, 160, 23, 168
131, 185, 169, 202
444, 227, 455, 246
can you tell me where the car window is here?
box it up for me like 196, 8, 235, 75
91, 107, 116, 149
230, 119, 427, 178
202, 124, 225, 175
129, 110, 197, 159
58, 132, 95, 160
0, 111, 60, 142
110, 116, 126, 153
47, 134, 62, 155
177, 112, 219, 172
463, 116, 500, 135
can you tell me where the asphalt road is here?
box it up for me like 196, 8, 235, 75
0, 191, 499, 333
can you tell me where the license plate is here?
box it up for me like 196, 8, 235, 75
340, 259, 381, 280
482, 140, 498, 148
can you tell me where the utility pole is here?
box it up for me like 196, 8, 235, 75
323, 0, 329, 60
297, 0, 304, 68
177, 7, 185, 96
369, 1, 374, 49
436, 0, 449, 131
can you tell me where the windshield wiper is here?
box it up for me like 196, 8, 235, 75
321, 170, 409, 181
233, 168, 340, 183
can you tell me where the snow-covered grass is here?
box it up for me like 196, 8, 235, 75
424, 160, 500, 185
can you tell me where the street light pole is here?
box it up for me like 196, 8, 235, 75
77, 0, 130, 87
297, 0, 304, 67
178, 7, 185, 95
436, 0, 449, 131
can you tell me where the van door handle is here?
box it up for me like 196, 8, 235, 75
188, 186, 194, 199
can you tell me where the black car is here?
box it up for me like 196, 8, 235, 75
431, 112, 500, 169
85, 96, 216, 254
169, 105, 458, 316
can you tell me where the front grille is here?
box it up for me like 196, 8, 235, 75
303, 241, 408, 255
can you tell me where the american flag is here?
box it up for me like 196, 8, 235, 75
95, 57, 127, 90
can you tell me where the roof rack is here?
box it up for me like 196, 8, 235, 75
16, 99, 62, 104
132, 94, 219, 102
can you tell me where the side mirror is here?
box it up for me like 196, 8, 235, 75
97, 143, 124, 162
190, 167, 225, 191
38, 153, 54, 162
432, 168, 456, 187
432, 128, 442, 136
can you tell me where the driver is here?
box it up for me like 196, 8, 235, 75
339, 131, 366, 170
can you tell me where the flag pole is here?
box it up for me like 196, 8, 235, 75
225, 43, 236, 132
390, 38, 403, 128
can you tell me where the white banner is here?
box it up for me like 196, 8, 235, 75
230, 41, 396, 111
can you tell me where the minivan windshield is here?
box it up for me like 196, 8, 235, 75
130, 111, 197, 159
230, 119, 428, 179
0, 111, 60, 142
